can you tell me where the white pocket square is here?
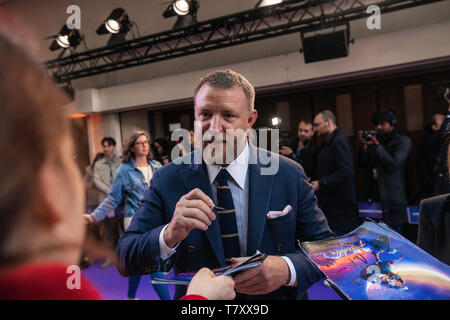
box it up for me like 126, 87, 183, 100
267, 205, 292, 219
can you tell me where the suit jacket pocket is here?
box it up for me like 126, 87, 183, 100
267, 212, 291, 224
266, 212, 293, 252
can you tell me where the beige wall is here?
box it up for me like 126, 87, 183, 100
119, 110, 150, 142
86, 110, 152, 161
86, 113, 121, 161
73, 20, 450, 114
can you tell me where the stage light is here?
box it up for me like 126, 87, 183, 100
173, 0, 190, 16
49, 25, 82, 52
163, 0, 199, 29
272, 117, 281, 127
105, 19, 121, 34
97, 8, 132, 46
255, 0, 283, 8
56, 35, 70, 48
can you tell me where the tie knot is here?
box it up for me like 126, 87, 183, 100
215, 169, 231, 185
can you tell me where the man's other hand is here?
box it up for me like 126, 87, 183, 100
231, 255, 290, 295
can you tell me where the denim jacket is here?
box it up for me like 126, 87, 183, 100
91, 158, 162, 222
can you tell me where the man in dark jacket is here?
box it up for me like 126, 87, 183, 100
358, 108, 412, 235
418, 193, 450, 265
433, 89, 450, 195
418, 143, 450, 265
280, 120, 318, 179
417, 113, 444, 197
312, 110, 360, 235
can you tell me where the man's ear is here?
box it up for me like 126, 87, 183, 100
34, 157, 64, 227
326, 119, 333, 129
247, 109, 258, 129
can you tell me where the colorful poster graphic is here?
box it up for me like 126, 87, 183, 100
301, 220, 450, 300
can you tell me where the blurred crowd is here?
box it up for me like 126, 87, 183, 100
278, 101, 450, 242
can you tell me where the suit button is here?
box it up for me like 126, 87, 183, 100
187, 245, 195, 253
276, 244, 283, 252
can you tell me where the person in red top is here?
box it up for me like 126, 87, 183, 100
0, 25, 235, 300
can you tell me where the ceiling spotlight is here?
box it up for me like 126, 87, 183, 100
97, 8, 132, 46
255, 0, 283, 8
105, 19, 121, 34
163, 0, 199, 29
56, 35, 70, 48
173, 0, 190, 15
48, 25, 82, 52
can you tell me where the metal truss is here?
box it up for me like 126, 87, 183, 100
45, 0, 444, 82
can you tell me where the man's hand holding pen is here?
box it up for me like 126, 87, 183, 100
164, 188, 216, 248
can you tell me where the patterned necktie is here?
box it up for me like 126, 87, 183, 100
215, 169, 241, 264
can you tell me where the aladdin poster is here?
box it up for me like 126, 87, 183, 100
301, 220, 450, 300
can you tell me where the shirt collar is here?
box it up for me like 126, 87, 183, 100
206, 142, 249, 190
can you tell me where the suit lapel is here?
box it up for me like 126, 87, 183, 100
246, 145, 275, 255
180, 150, 226, 266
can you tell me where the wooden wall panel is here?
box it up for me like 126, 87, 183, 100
377, 80, 407, 133
254, 96, 277, 128
276, 101, 291, 132
288, 92, 313, 135
404, 84, 424, 132
336, 93, 354, 137
311, 90, 336, 116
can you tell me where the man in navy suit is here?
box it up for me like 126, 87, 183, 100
116, 70, 333, 300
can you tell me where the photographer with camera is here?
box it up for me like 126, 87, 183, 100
417, 113, 444, 198
358, 108, 412, 235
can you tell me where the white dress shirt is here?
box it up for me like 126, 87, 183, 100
159, 142, 297, 286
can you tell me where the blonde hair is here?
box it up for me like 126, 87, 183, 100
194, 69, 255, 112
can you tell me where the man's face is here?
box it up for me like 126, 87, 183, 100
102, 142, 115, 158
375, 121, 395, 134
298, 121, 314, 142
432, 114, 444, 132
313, 114, 329, 137
194, 84, 257, 165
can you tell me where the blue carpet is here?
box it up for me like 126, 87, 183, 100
82, 262, 342, 300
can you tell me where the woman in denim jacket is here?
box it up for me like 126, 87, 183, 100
85, 131, 170, 300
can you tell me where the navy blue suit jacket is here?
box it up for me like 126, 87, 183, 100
117, 144, 333, 300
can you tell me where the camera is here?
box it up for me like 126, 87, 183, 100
361, 130, 377, 142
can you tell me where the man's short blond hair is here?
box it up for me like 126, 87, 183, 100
194, 69, 255, 112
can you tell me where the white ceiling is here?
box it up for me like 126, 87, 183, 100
2, 0, 450, 90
